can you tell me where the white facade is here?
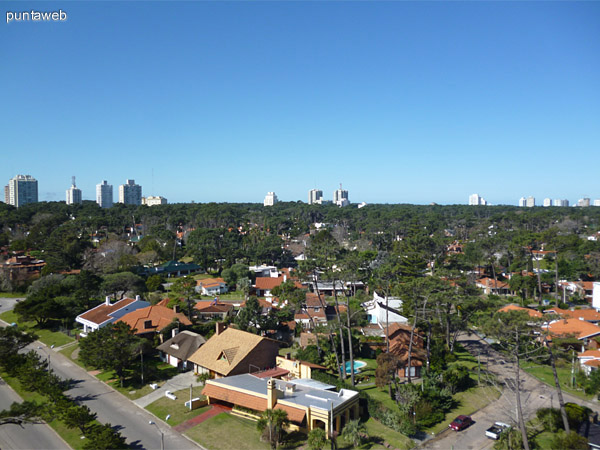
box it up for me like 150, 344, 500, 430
519, 197, 526, 207
75, 296, 150, 335
593, 282, 600, 311
119, 179, 142, 205
264, 192, 278, 206
96, 180, 113, 208
526, 196, 535, 207
333, 185, 349, 207
66, 176, 82, 205
362, 292, 408, 326
578, 198, 591, 207
7, 175, 38, 207
555, 199, 569, 207
543, 198, 552, 207
308, 189, 323, 205
142, 196, 167, 206
594, 200, 600, 207
469, 194, 487, 206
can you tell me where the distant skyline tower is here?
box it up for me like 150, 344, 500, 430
578, 197, 591, 207
66, 176, 82, 205
526, 196, 535, 207
333, 184, 349, 207
119, 179, 142, 205
554, 199, 569, 207
543, 198, 552, 207
469, 194, 486, 206
96, 180, 113, 208
264, 192, 278, 206
519, 197, 526, 207
308, 189, 323, 205
7, 174, 38, 207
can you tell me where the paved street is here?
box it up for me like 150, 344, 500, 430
421, 332, 600, 449
0, 376, 68, 450
0, 297, 24, 316
134, 371, 205, 408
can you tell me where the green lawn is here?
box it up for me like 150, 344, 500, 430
521, 362, 593, 401
1, 371, 85, 450
0, 292, 27, 298
145, 387, 208, 426
363, 418, 414, 450
0, 310, 74, 347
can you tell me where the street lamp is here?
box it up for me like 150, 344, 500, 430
37, 345, 50, 369
148, 421, 164, 450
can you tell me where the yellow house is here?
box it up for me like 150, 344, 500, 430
202, 374, 360, 437
275, 355, 326, 379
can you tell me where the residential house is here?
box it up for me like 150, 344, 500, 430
249, 265, 279, 278
202, 373, 360, 436
275, 354, 326, 380
294, 292, 327, 330
254, 274, 302, 298
157, 330, 206, 371
543, 307, 600, 324
498, 304, 543, 318
543, 319, 600, 352
0, 255, 46, 282
384, 323, 426, 378
577, 349, 600, 375
116, 305, 192, 337
476, 277, 512, 295
194, 300, 235, 321
76, 295, 150, 336
188, 324, 280, 378
362, 292, 408, 326
196, 278, 228, 296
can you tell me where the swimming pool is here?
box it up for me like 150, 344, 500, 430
342, 360, 367, 373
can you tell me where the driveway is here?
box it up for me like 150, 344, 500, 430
421, 332, 600, 449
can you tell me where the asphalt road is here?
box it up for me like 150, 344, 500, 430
421, 332, 600, 450
0, 297, 23, 317
0, 377, 68, 450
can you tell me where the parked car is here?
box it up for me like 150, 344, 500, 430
486, 422, 511, 440
449, 415, 473, 431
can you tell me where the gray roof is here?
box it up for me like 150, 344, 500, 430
157, 330, 206, 361
209, 373, 358, 412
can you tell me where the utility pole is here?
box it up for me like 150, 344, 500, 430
189, 384, 193, 411
140, 348, 144, 385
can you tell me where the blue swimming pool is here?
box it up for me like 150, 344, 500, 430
342, 360, 367, 373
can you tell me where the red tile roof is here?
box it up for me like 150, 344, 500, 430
78, 298, 137, 325
499, 304, 543, 318
116, 305, 191, 334
544, 308, 600, 322
545, 319, 600, 340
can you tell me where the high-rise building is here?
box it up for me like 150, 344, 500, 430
142, 196, 167, 206
469, 194, 487, 206
264, 192, 278, 206
308, 189, 323, 205
526, 196, 535, 207
519, 197, 526, 207
7, 175, 38, 207
96, 180, 113, 208
119, 179, 142, 205
543, 198, 552, 207
554, 199, 569, 207
333, 184, 349, 207
3, 185, 9, 204
577, 198, 591, 207
66, 176, 82, 205
594, 199, 600, 207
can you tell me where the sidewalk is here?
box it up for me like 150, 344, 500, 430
134, 370, 206, 407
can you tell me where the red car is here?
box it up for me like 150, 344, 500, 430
449, 415, 473, 431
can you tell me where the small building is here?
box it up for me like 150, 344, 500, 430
362, 292, 408, 326
116, 305, 192, 337
476, 278, 512, 295
202, 374, 360, 436
0, 255, 46, 282
157, 330, 206, 371
188, 324, 280, 378
196, 278, 228, 296
384, 323, 426, 378
194, 300, 235, 321
544, 319, 600, 352
76, 296, 150, 336
275, 355, 326, 380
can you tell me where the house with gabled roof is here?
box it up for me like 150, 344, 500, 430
543, 319, 600, 351
76, 295, 150, 336
188, 323, 280, 378
195, 278, 228, 296
116, 305, 192, 337
498, 304, 543, 318
577, 349, 600, 375
476, 277, 512, 295
194, 300, 235, 321
544, 307, 600, 324
157, 330, 206, 371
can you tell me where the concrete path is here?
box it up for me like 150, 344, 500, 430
173, 404, 232, 433
134, 370, 206, 407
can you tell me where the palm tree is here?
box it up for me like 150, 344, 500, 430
323, 353, 339, 374
257, 409, 289, 450
341, 420, 367, 447
307, 428, 327, 450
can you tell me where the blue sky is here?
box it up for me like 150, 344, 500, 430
1, 1, 599, 205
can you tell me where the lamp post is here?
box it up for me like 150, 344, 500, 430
148, 421, 164, 450
37, 345, 50, 370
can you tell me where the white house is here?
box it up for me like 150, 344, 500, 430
578, 349, 600, 375
195, 278, 228, 296
75, 295, 150, 336
362, 292, 408, 326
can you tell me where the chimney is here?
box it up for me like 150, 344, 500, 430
267, 379, 277, 409
105, 296, 111, 306
173, 304, 180, 314
286, 352, 291, 360
136, 295, 141, 301
216, 322, 227, 336
172, 328, 179, 338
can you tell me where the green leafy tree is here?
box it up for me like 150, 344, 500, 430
257, 408, 289, 450
307, 428, 327, 450
549, 431, 588, 450
79, 322, 142, 387
341, 419, 367, 447
0, 401, 46, 426
101, 272, 145, 299
170, 275, 196, 318
82, 423, 128, 450
61, 404, 97, 435
145, 274, 164, 292
0, 327, 36, 370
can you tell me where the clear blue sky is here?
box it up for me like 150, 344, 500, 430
2, 1, 599, 205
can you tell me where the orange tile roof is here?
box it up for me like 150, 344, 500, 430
499, 304, 543, 318
584, 360, 600, 367
579, 350, 600, 358
78, 298, 137, 325
477, 277, 510, 289
255, 276, 302, 291
116, 305, 191, 334
544, 308, 600, 322
546, 319, 600, 340
197, 278, 226, 288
